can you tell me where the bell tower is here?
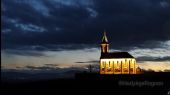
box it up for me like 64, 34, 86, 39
101, 31, 109, 54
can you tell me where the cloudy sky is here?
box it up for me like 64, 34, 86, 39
1, 0, 170, 73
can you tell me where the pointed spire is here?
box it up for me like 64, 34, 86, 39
102, 30, 108, 43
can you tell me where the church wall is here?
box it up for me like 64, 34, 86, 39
100, 58, 137, 74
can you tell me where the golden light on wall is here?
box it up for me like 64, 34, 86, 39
100, 58, 138, 74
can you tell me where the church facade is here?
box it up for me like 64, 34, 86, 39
100, 32, 140, 74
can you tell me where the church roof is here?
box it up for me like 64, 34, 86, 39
100, 52, 134, 59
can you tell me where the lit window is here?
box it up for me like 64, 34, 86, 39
102, 61, 105, 67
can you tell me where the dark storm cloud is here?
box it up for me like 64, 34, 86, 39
137, 56, 170, 62
25, 65, 60, 70
75, 60, 99, 64
1, 44, 97, 52
2, 0, 170, 50
2, 49, 46, 56
44, 64, 59, 67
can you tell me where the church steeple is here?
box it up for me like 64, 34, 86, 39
102, 31, 108, 43
101, 31, 109, 54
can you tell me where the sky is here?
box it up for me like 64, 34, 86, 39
1, 0, 170, 77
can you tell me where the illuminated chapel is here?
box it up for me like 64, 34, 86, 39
100, 32, 140, 74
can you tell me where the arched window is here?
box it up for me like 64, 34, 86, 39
117, 61, 119, 68
102, 61, 105, 67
